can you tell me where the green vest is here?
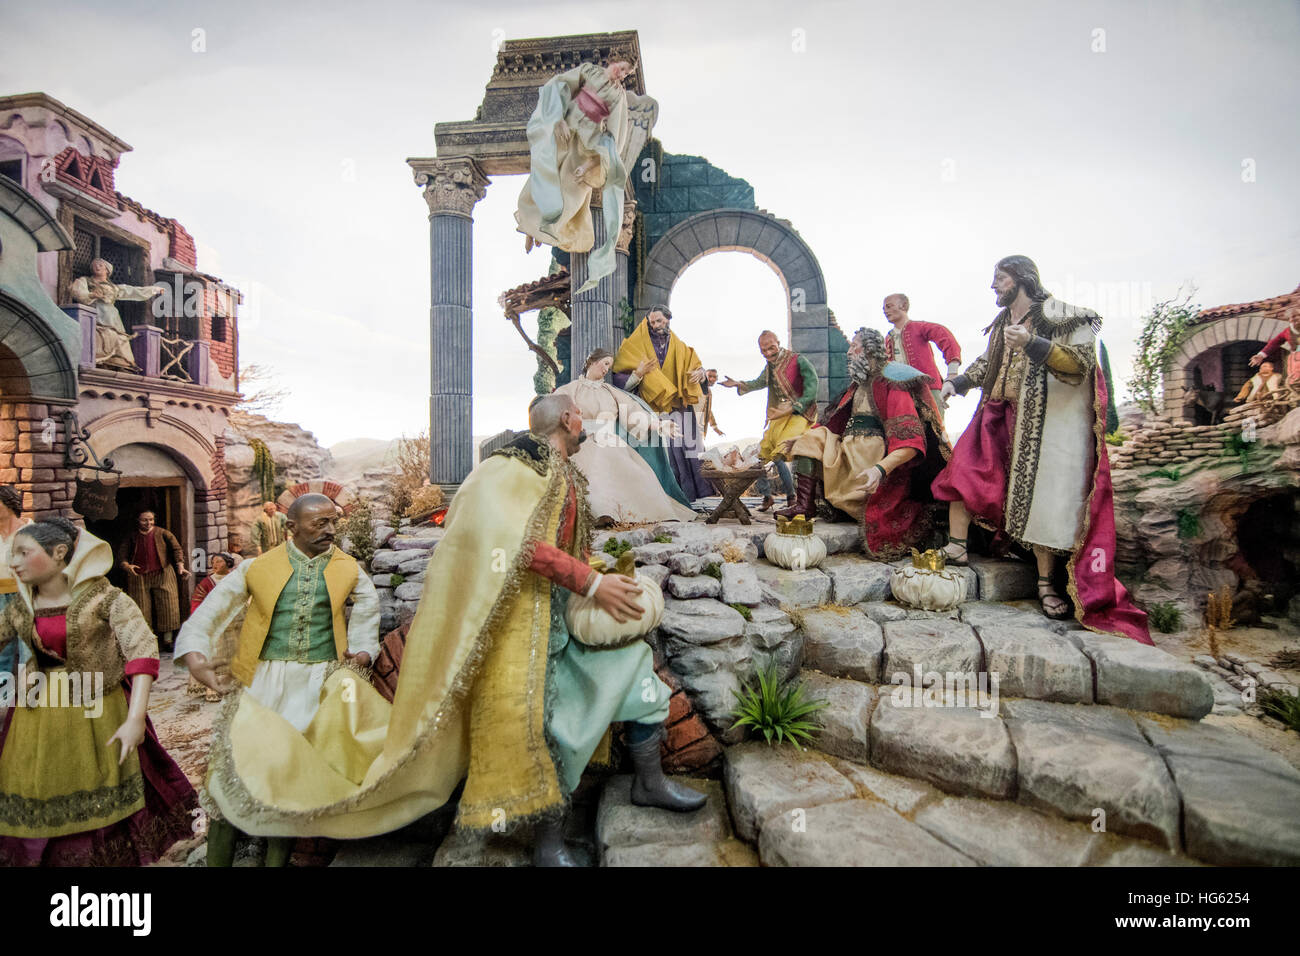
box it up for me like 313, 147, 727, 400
258, 541, 338, 663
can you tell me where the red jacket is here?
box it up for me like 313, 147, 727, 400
886, 320, 961, 390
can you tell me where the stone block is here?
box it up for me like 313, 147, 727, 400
666, 552, 704, 576
754, 564, 832, 607
720, 562, 762, 605
869, 700, 1016, 798
723, 742, 856, 842
814, 522, 863, 555
657, 598, 745, 645
596, 775, 725, 858
975, 625, 1093, 704
821, 555, 893, 604
1002, 699, 1180, 848
797, 670, 875, 763
1066, 632, 1214, 718
758, 799, 976, 867
967, 556, 1037, 601
799, 607, 883, 682
914, 796, 1098, 866
1135, 715, 1300, 866
638, 564, 671, 588
667, 574, 722, 600
881, 619, 982, 680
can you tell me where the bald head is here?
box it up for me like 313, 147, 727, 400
530, 393, 577, 436
758, 330, 781, 361
286, 493, 338, 556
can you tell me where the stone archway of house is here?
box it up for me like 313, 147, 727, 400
0, 294, 77, 404
1164, 314, 1287, 419
635, 210, 835, 403
86, 415, 215, 573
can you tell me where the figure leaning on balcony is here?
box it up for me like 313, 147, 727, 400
69, 258, 166, 372
931, 254, 1151, 642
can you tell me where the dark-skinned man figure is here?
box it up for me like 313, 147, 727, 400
176, 492, 379, 866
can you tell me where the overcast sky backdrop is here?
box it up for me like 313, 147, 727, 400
6, 0, 1298, 446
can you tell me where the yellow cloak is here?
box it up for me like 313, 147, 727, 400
203, 439, 592, 837
613, 319, 704, 414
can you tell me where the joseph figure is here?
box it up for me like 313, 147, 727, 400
612, 305, 714, 501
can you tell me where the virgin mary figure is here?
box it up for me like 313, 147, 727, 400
554, 349, 697, 525
515, 51, 657, 294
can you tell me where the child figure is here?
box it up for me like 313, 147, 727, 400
0, 518, 197, 866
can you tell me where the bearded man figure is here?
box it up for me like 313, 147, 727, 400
778, 328, 950, 560
932, 254, 1151, 642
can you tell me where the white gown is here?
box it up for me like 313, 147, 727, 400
555, 377, 697, 524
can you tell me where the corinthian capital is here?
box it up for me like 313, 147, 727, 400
408, 157, 489, 218
616, 199, 638, 254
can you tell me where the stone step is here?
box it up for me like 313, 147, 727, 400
724, 742, 1202, 866
786, 682, 1300, 864
596, 775, 758, 867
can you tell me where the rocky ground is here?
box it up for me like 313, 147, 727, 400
145, 494, 1300, 867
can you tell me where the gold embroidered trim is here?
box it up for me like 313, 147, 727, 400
204, 449, 570, 827
0, 774, 143, 830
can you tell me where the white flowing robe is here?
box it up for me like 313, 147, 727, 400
555, 377, 696, 524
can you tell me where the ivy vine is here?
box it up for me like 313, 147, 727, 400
1126, 286, 1201, 413
249, 437, 276, 503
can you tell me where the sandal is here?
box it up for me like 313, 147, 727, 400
1037, 575, 1070, 620
942, 535, 969, 566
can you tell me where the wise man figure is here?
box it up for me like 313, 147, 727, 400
1234, 361, 1282, 403
250, 500, 289, 556
882, 293, 961, 425
1250, 305, 1300, 396
779, 328, 949, 559
721, 331, 819, 513
117, 510, 189, 648
175, 398, 704, 868
69, 258, 166, 371
176, 492, 380, 866
613, 305, 714, 501
931, 255, 1150, 642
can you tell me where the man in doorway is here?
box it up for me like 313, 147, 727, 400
931, 255, 1150, 642
118, 509, 189, 648
250, 500, 289, 556
720, 331, 819, 513
612, 304, 714, 501
882, 293, 961, 424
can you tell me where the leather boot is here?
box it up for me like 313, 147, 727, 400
533, 811, 579, 867
205, 819, 236, 867
758, 495, 775, 512
774, 473, 816, 520
628, 727, 707, 812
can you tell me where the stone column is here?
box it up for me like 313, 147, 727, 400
568, 192, 615, 381
612, 199, 637, 354
409, 157, 489, 490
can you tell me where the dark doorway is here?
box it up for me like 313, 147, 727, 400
1236, 492, 1299, 612
87, 481, 191, 621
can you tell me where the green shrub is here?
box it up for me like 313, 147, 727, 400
1105, 430, 1127, 446
730, 663, 827, 748
339, 499, 376, 567
653, 534, 673, 544
729, 602, 753, 621
1176, 508, 1201, 539
702, 562, 722, 580
602, 537, 633, 559
1259, 688, 1300, 733
1145, 467, 1182, 482
390, 573, 405, 588
1148, 602, 1183, 633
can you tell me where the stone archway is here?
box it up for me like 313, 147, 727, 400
1164, 314, 1288, 419
0, 291, 77, 403
635, 209, 839, 402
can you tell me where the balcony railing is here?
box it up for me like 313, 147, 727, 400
63, 303, 210, 387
